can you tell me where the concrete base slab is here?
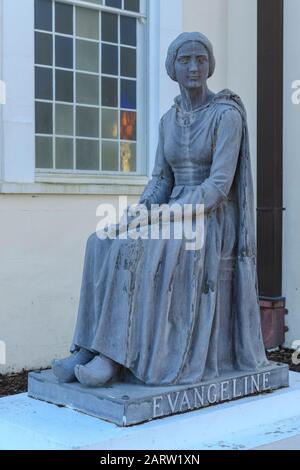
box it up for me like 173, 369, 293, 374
0, 371, 299, 450
255, 434, 300, 450
28, 362, 289, 427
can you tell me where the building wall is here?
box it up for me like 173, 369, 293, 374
283, 0, 300, 346
0, 194, 138, 373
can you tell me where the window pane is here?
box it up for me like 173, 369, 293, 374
105, 0, 121, 8
35, 102, 53, 134
76, 7, 99, 40
121, 79, 136, 109
120, 16, 136, 46
35, 67, 52, 100
56, 138, 74, 169
55, 36, 73, 69
101, 13, 118, 43
101, 77, 118, 107
102, 109, 118, 139
76, 40, 99, 73
35, 32, 53, 66
102, 44, 118, 76
124, 0, 140, 12
76, 139, 99, 170
56, 104, 73, 135
55, 2, 73, 35
76, 106, 99, 137
120, 142, 136, 172
56, 70, 73, 102
121, 47, 136, 78
76, 74, 99, 105
121, 111, 136, 140
102, 141, 118, 171
36, 136, 53, 169
35, 0, 52, 32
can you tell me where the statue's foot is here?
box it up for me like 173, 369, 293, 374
52, 348, 94, 383
74, 354, 118, 387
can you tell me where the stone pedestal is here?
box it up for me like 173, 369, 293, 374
28, 362, 289, 427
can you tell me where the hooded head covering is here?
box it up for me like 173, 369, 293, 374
165, 32, 216, 82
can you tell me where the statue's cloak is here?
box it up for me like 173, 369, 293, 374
209, 90, 268, 371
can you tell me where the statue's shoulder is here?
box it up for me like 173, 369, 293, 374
213, 89, 247, 121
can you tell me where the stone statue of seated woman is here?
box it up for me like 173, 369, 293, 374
52, 32, 268, 388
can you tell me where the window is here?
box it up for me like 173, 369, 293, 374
34, 0, 146, 175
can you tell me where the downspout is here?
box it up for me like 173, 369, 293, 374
257, 0, 287, 348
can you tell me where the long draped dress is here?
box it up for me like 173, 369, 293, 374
71, 88, 268, 386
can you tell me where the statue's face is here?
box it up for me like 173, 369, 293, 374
175, 41, 209, 89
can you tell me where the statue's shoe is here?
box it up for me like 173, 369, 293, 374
74, 355, 117, 387
52, 349, 94, 383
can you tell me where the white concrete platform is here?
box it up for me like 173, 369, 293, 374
0, 372, 300, 450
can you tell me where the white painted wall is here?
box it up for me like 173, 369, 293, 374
282, 0, 300, 346
0, 193, 139, 373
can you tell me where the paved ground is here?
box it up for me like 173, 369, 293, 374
255, 435, 300, 450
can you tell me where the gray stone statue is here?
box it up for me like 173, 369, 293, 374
52, 32, 269, 388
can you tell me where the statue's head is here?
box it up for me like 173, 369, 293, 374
165, 32, 215, 89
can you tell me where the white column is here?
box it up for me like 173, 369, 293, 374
147, 0, 183, 175
227, 0, 257, 218
183, 0, 229, 92
159, 0, 183, 117
0, 0, 4, 181
2, 0, 35, 183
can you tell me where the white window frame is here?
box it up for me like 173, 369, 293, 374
0, 0, 182, 194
